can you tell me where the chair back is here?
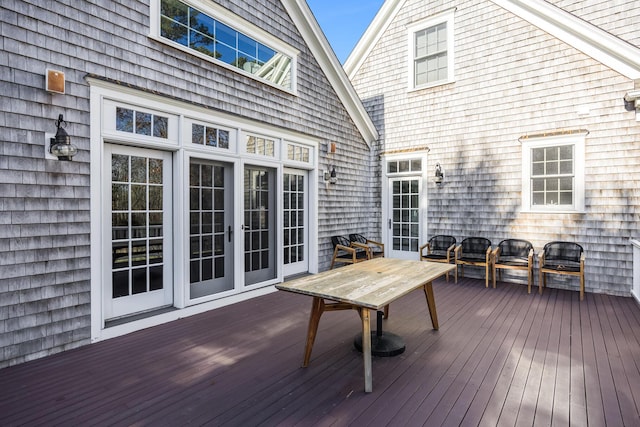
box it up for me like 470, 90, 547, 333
430, 235, 456, 252
498, 239, 533, 258
461, 237, 491, 254
331, 235, 351, 248
349, 234, 367, 244
543, 241, 583, 262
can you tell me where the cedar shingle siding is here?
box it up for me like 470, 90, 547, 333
349, 0, 640, 295
0, 0, 375, 366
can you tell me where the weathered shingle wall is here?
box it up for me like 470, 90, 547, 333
547, 0, 640, 48
0, 0, 376, 366
350, 0, 640, 295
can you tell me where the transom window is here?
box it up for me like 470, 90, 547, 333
408, 9, 455, 90
387, 159, 422, 174
521, 133, 586, 212
286, 143, 310, 163
159, 0, 293, 90
246, 134, 275, 157
116, 107, 168, 139
191, 123, 230, 149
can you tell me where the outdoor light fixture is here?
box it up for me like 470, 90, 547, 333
434, 163, 444, 184
324, 166, 338, 184
48, 114, 78, 161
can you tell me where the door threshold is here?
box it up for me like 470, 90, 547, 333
105, 306, 177, 328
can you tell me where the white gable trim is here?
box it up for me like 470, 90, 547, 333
490, 0, 640, 80
344, 0, 407, 79
282, 0, 379, 147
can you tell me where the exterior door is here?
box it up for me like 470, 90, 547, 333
189, 159, 234, 299
282, 169, 308, 276
388, 177, 421, 259
105, 144, 173, 319
244, 165, 276, 285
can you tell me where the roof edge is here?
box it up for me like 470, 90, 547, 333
344, 0, 406, 79
490, 0, 640, 80
282, 0, 379, 147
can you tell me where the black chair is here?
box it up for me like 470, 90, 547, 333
420, 235, 456, 281
538, 241, 585, 300
330, 235, 370, 269
454, 237, 492, 287
492, 239, 534, 292
349, 234, 384, 259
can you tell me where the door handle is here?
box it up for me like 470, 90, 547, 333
388, 219, 392, 229
228, 225, 232, 243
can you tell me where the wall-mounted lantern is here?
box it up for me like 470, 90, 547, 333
47, 114, 78, 161
324, 166, 337, 184
434, 163, 444, 184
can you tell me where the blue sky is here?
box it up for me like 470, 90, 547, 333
306, 0, 385, 63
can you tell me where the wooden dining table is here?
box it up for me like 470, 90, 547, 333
276, 257, 455, 392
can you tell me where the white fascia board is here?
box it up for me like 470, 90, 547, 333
282, 0, 379, 147
490, 0, 640, 80
344, 0, 407, 79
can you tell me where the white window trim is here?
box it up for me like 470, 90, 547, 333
148, 0, 299, 94
407, 8, 456, 91
521, 133, 586, 213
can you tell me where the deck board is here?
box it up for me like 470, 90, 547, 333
1, 277, 639, 426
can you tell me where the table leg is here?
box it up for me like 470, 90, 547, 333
423, 281, 439, 330
302, 297, 325, 367
361, 308, 372, 392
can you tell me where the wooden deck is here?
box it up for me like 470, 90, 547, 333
1, 277, 640, 426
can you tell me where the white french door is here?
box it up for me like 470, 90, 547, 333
282, 169, 309, 276
188, 159, 234, 299
104, 144, 173, 319
244, 165, 277, 285
387, 177, 421, 259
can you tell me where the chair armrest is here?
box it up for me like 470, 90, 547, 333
538, 249, 546, 266
366, 239, 384, 251
580, 252, 585, 270
491, 247, 501, 263
485, 246, 492, 263
527, 248, 534, 265
419, 242, 430, 258
454, 244, 462, 261
336, 244, 356, 254
350, 241, 372, 259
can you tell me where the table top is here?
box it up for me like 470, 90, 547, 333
276, 258, 455, 310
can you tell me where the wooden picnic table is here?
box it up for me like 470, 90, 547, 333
276, 257, 455, 392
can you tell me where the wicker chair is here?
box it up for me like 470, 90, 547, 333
492, 239, 534, 292
349, 234, 384, 259
538, 241, 585, 300
420, 235, 456, 281
454, 237, 492, 287
330, 235, 370, 269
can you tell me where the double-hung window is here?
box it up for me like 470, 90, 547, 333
521, 133, 586, 212
408, 9, 455, 90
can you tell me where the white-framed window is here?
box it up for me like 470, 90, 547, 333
521, 133, 586, 213
150, 0, 297, 92
408, 9, 455, 90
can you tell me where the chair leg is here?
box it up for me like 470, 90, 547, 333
580, 272, 584, 301
492, 265, 497, 288
455, 264, 458, 284
485, 264, 489, 288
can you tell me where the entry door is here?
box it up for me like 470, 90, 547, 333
105, 144, 173, 319
244, 165, 276, 285
283, 169, 308, 276
189, 159, 234, 299
388, 177, 421, 259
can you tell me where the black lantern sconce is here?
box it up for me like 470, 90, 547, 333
48, 114, 78, 161
323, 166, 338, 184
434, 163, 444, 184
